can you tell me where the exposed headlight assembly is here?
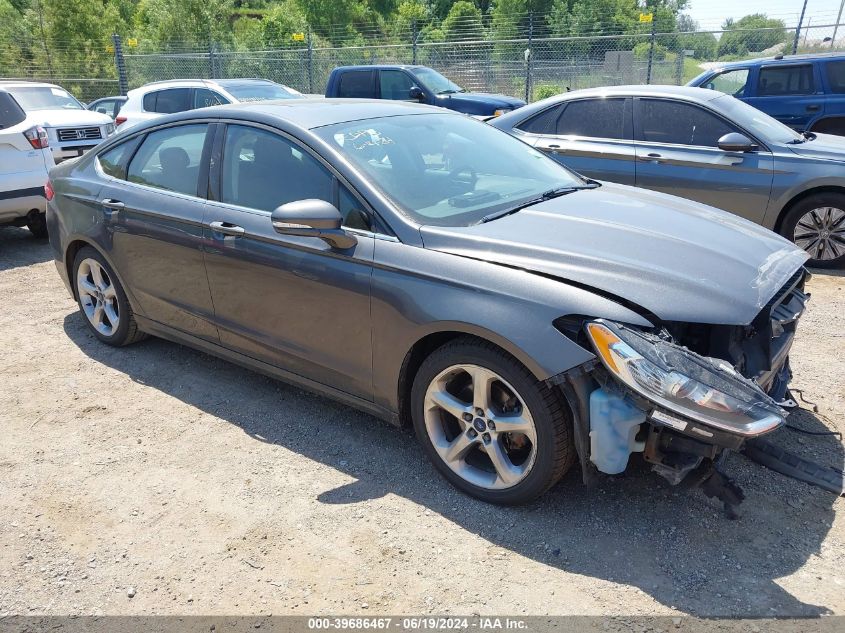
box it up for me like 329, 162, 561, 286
585, 320, 784, 437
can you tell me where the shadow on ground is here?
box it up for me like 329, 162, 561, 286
60, 305, 843, 618
0, 228, 51, 272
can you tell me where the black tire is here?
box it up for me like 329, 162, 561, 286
72, 246, 147, 346
410, 337, 576, 505
26, 212, 48, 239
779, 193, 845, 269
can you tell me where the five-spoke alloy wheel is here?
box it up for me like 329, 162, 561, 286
781, 193, 845, 269
77, 257, 120, 337
412, 338, 575, 505
72, 246, 146, 346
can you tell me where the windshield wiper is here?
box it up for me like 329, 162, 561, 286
478, 183, 599, 224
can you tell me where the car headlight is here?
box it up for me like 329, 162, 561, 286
106, 123, 116, 135
585, 320, 784, 437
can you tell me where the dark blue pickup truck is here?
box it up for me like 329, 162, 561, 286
324, 65, 525, 117
687, 53, 845, 135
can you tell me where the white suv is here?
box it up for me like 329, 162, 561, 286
116, 78, 303, 131
0, 88, 54, 237
0, 81, 114, 163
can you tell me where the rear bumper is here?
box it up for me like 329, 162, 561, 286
0, 188, 45, 223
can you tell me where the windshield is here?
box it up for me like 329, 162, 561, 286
315, 113, 585, 227
713, 94, 803, 144
221, 82, 301, 102
6, 86, 83, 111
410, 68, 465, 95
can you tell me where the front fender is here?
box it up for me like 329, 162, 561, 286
370, 239, 653, 413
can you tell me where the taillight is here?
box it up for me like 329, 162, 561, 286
115, 116, 127, 126
24, 126, 49, 149
44, 180, 54, 201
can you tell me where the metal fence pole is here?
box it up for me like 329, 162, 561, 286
307, 27, 314, 94
646, 16, 656, 85
793, 0, 808, 54
524, 11, 533, 102
675, 48, 684, 85
112, 34, 128, 96
412, 19, 418, 65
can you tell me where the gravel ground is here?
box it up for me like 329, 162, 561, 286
0, 227, 843, 618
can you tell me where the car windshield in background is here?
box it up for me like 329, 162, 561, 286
221, 83, 301, 102
7, 86, 83, 110
316, 113, 584, 227
410, 68, 465, 95
713, 94, 804, 144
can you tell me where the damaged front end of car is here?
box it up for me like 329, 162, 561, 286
553, 269, 842, 517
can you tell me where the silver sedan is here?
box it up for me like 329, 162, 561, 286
491, 85, 845, 268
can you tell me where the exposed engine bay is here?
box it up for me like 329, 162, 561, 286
555, 268, 844, 518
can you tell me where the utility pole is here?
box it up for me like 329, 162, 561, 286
792, 0, 809, 54
832, 0, 844, 48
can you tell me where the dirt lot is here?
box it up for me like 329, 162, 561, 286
0, 227, 843, 618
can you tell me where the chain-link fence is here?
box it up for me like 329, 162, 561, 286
3, 13, 845, 103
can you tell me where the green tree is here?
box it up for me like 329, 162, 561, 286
717, 14, 786, 57
135, 0, 235, 49
443, 1, 483, 41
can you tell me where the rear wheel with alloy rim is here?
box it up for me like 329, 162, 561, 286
411, 337, 575, 504
780, 193, 845, 269
72, 246, 146, 346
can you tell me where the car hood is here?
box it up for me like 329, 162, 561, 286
32, 109, 112, 127
787, 132, 845, 162
443, 92, 525, 109
419, 183, 808, 325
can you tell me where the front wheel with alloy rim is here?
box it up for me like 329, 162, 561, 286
72, 246, 146, 346
411, 338, 576, 505
780, 193, 845, 269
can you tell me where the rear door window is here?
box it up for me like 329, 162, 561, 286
145, 88, 192, 114
825, 60, 845, 94
555, 98, 631, 140
97, 136, 142, 180
0, 92, 26, 128
516, 104, 565, 134
127, 124, 209, 196
757, 65, 815, 96
337, 71, 375, 98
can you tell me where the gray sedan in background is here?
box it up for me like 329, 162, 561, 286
492, 86, 845, 268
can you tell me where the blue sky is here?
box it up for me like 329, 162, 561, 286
686, 0, 844, 30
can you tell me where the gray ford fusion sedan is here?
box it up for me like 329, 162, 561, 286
46, 99, 810, 509
491, 86, 845, 268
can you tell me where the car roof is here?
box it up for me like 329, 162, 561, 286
334, 65, 425, 72
165, 98, 450, 130
713, 52, 845, 70
127, 78, 284, 95
542, 85, 723, 102
0, 80, 61, 89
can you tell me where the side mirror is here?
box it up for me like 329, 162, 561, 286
409, 86, 424, 101
271, 199, 357, 249
717, 132, 757, 153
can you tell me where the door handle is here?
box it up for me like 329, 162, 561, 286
100, 198, 124, 210
547, 144, 561, 149
806, 104, 820, 112
209, 221, 245, 237
638, 153, 665, 164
